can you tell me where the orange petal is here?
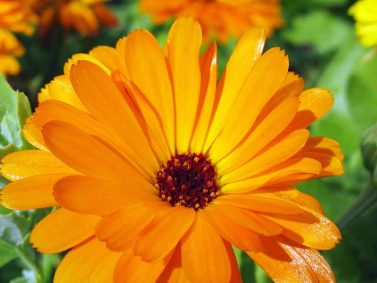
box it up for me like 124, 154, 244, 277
95, 200, 168, 252
114, 37, 130, 79
0, 174, 65, 210
304, 137, 344, 161
89, 46, 118, 71
38, 75, 85, 111
122, 80, 171, 163
248, 237, 335, 283
287, 88, 333, 131
297, 137, 344, 177
157, 244, 191, 283
190, 42, 218, 153
166, 17, 202, 152
63, 53, 111, 77
181, 212, 231, 283
254, 187, 324, 214
222, 158, 322, 193
126, 29, 175, 153
54, 237, 121, 283
210, 48, 289, 161
217, 96, 298, 175
0, 150, 75, 181
203, 207, 262, 252
70, 60, 158, 176
30, 208, 99, 253
23, 100, 105, 150
54, 175, 155, 216
114, 249, 172, 283
224, 241, 242, 283
204, 28, 265, 151
221, 129, 309, 183
207, 201, 282, 236
23, 118, 47, 151
217, 193, 309, 215
42, 121, 144, 182
135, 205, 195, 261
264, 208, 341, 250
270, 73, 304, 104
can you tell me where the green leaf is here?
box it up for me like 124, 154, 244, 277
10, 271, 37, 283
347, 56, 377, 131
234, 248, 256, 282
10, 278, 33, 283
0, 214, 29, 246
0, 75, 32, 158
0, 239, 18, 268
282, 10, 352, 55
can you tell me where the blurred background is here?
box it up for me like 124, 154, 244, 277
1, 0, 377, 282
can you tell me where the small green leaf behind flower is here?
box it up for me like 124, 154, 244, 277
0, 75, 32, 159
0, 75, 33, 189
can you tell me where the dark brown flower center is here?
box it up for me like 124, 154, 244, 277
155, 153, 220, 210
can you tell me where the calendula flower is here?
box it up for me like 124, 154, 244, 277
27, 0, 117, 36
1, 18, 343, 282
349, 0, 377, 47
140, 0, 283, 42
0, 0, 35, 76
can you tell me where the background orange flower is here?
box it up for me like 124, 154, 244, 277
27, 0, 117, 36
0, 0, 35, 76
140, 0, 283, 42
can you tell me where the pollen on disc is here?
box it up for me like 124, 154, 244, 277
155, 153, 220, 210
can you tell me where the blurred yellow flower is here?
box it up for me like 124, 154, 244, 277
140, 0, 283, 42
0, 0, 35, 76
1, 17, 343, 282
349, 0, 377, 47
28, 0, 118, 36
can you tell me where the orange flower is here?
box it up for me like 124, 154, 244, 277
27, 0, 117, 36
140, 0, 283, 42
0, 0, 35, 76
1, 18, 343, 282
0, 0, 36, 35
0, 29, 25, 75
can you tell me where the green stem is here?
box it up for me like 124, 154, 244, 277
336, 178, 377, 230
16, 247, 42, 283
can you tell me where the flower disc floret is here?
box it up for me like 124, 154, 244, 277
156, 153, 220, 209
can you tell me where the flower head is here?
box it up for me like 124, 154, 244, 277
1, 18, 343, 282
140, 0, 283, 42
349, 0, 377, 47
27, 0, 117, 36
0, 0, 36, 35
0, 0, 35, 76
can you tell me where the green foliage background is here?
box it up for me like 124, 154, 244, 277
1, 0, 377, 282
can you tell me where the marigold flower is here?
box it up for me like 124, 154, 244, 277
349, 0, 377, 47
0, 0, 35, 76
0, 18, 343, 282
27, 0, 117, 36
140, 0, 283, 42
